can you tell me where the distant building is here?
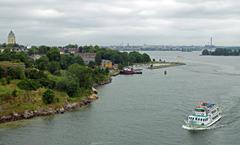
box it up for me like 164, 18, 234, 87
113, 64, 119, 70
68, 48, 79, 54
8, 30, 16, 45
15, 46, 27, 52
101, 59, 113, 69
30, 54, 42, 60
78, 53, 96, 64
59, 47, 65, 54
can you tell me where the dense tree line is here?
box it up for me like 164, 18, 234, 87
202, 48, 240, 56
80, 45, 151, 67
27, 45, 152, 67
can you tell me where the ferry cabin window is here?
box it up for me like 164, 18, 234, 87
212, 115, 219, 120
212, 110, 217, 114
189, 117, 194, 120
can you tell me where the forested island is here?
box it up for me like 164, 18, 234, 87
202, 47, 240, 56
0, 44, 151, 123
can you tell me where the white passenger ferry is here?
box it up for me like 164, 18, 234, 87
182, 102, 222, 130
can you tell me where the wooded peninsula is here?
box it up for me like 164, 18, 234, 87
0, 44, 151, 123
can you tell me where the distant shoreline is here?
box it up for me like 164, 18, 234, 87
147, 62, 186, 69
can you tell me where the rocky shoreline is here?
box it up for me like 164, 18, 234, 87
93, 77, 112, 87
0, 93, 98, 124
0, 76, 112, 124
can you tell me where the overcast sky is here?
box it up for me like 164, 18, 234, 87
0, 0, 240, 46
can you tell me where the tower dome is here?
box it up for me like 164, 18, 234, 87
8, 30, 16, 45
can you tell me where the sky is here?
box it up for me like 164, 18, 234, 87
0, 0, 240, 46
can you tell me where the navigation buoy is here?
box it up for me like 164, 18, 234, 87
164, 70, 167, 75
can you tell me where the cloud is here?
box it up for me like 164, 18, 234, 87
0, 0, 240, 45
33, 9, 64, 19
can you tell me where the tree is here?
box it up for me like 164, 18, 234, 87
39, 45, 50, 54
25, 68, 45, 79
73, 56, 84, 65
68, 64, 93, 89
142, 53, 151, 63
36, 56, 49, 70
47, 48, 60, 61
17, 79, 41, 90
6, 66, 25, 79
48, 61, 60, 74
60, 54, 74, 69
28, 46, 38, 55
95, 52, 102, 65
42, 89, 55, 104
88, 61, 96, 68
129, 51, 142, 63
65, 44, 78, 49
38, 77, 55, 89
56, 75, 79, 97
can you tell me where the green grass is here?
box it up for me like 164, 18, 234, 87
0, 80, 19, 94
0, 80, 69, 116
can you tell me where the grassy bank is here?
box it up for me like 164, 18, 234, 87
0, 80, 68, 116
0, 79, 96, 117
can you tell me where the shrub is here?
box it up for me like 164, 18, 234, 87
17, 79, 41, 90
12, 89, 17, 97
6, 76, 11, 84
25, 68, 46, 79
1, 78, 7, 85
38, 78, 56, 89
42, 89, 55, 104
56, 75, 79, 97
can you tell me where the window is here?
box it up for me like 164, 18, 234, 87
212, 115, 219, 120
212, 110, 217, 114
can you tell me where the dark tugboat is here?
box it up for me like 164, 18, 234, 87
120, 67, 142, 75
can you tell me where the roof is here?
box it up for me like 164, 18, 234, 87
78, 53, 96, 58
8, 30, 15, 37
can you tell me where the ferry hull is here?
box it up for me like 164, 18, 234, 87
182, 115, 222, 131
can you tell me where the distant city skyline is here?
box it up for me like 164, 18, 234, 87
1, 0, 240, 46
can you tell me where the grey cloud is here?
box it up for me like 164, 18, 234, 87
0, 0, 240, 45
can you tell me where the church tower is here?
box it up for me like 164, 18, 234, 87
8, 30, 16, 45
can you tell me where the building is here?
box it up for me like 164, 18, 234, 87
101, 59, 113, 69
8, 30, 16, 45
78, 53, 96, 64
68, 48, 79, 54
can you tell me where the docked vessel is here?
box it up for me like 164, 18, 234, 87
182, 102, 222, 130
120, 67, 142, 75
